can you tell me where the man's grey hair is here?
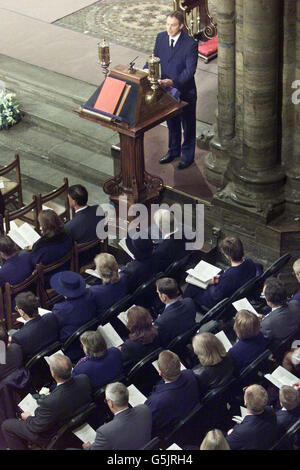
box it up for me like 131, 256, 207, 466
153, 208, 177, 235
105, 382, 129, 407
49, 353, 72, 381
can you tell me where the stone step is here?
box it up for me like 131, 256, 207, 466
0, 119, 115, 182
0, 136, 110, 207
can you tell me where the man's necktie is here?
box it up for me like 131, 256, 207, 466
170, 39, 174, 49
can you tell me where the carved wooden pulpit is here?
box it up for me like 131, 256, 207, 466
173, 0, 217, 39
75, 65, 186, 213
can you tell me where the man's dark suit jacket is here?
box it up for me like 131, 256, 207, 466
260, 300, 300, 348
145, 369, 199, 436
52, 290, 98, 361
154, 298, 196, 346
87, 405, 152, 450
120, 253, 161, 293
276, 406, 300, 437
226, 406, 278, 450
153, 235, 187, 271
65, 205, 105, 266
11, 313, 59, 360
153, 30, 198, 103
227, 332, 267, 374
2, 375, 92, 448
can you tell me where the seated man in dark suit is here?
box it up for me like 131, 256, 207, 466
2, 354, 93, 450
50, 271, 98, 361
151, 208, 188, 271
144, 350, 199, 437
154, 277, 196, 346
65, 184, 105, 267
226, 384, 278, 450
10, 292, 59, 361
183, 236, 258, 310
83, 382, 152, 450
276, 385, 300, 438
120, 234, 161, 293
260, 277, 300, 349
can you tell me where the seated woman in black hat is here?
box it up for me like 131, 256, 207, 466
120, 234, 161, 292
51, 271, 98, 361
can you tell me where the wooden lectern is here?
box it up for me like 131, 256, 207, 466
75, 65, 186, 213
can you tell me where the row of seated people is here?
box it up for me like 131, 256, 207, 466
2, 344, 300, 451
2, 262, 300, 395
0, 184, 190, 297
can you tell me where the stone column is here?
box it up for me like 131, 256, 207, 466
227, 0, 285, 221
285, 0, 300, 215
203, 0, 235, 187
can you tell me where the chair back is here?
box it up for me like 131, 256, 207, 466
35, 177, 70, 225
163, 253, 192, 284
125, 347, 163, 395
197, 297, 231, 328
3, 198, 40, 234
270, 418, 300, 450
61, 316, 102, 357
46, 401, 97, 450
4, 269, 41, 330
73, 237, 107, 274
260, 253, 292, 284
25, 340, 61, 392
236, 349, 271, 388
140, 437, 161, 450
37, 249, 75, 308
0, 154, 23, 210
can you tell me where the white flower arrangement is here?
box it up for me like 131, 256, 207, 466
0, 88, 22, 130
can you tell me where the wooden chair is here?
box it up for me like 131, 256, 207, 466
25, 340, 61, 392
2, 269, 41, 330
124, 347, 163, 395
45, 401, 98, 450
2, 197, 40, 234
0, 154, 23, 210
73, 237, 108, 275
37, 249, 75, 309
34, 177, 70, 225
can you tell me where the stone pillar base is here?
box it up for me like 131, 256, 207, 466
285, 166, 300, 216
219, 160, 287, 223
203, 136, 230, 188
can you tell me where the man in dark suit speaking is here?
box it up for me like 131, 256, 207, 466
153, 11, 198, 170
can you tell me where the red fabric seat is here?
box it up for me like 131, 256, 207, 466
198, 36, 218, 56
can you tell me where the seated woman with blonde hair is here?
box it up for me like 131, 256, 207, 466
200, 429, 230, 450
227, 309, 266, 374
192, 332, 234, 397
120, 306, 160, 367
89, 253, 130, 315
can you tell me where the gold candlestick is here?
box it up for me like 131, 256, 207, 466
98, 38, 111, 77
